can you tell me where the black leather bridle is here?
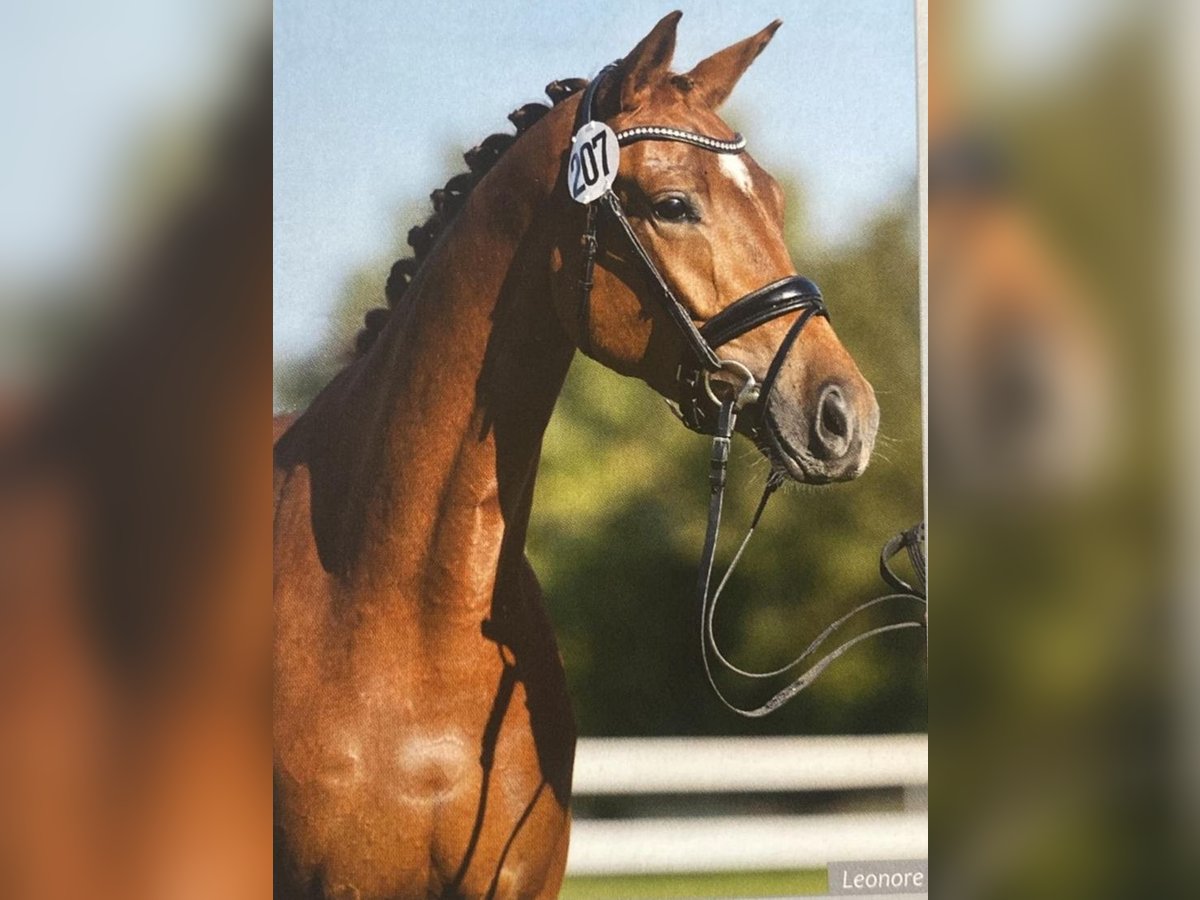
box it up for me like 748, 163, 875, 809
570, 63, 926, 716
573, 64, 829, 437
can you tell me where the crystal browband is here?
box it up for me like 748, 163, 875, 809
615, 125, 747, 154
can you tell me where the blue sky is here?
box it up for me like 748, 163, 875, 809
274, 1, 917, 361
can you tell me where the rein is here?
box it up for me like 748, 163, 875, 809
571, 63, 926, 716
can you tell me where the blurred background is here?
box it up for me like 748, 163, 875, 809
1, 2, 272, 898
930, 0, 1193, 896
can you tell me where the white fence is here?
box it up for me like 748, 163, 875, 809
566, 735, 928, 876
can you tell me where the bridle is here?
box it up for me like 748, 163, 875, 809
573, 65, 829, 436
570, 63, 926, 716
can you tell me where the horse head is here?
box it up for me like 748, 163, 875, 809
547, 12, 879, 484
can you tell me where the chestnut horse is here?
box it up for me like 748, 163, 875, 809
274, 13, 878, 899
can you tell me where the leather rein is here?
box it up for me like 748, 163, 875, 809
571, 63, 926, 716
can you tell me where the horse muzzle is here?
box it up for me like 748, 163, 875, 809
672, 276, 878, 484
754, 377, 879, 484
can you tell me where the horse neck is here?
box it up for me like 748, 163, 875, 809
297, 120, 577, 608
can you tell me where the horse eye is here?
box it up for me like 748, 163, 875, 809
652, 196, 695, 222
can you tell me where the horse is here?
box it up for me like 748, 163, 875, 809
273, 12, 879, 899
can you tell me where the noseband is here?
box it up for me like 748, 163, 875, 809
569, 63, 926, 716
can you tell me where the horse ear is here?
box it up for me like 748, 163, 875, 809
611, 10, 682, 112
686, 20, 782, 109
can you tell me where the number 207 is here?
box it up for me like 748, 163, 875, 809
570, 131, 611, 198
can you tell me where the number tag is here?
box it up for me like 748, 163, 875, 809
567, 121, 619, 204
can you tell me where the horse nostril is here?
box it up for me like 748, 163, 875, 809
821, 388, 849, 438
813, 385, 854, 459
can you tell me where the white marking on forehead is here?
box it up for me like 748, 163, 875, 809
718, 153, 755, 196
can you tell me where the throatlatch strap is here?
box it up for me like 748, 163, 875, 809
577, 202, 599, 356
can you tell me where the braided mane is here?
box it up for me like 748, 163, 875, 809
354, 76, 588, 357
